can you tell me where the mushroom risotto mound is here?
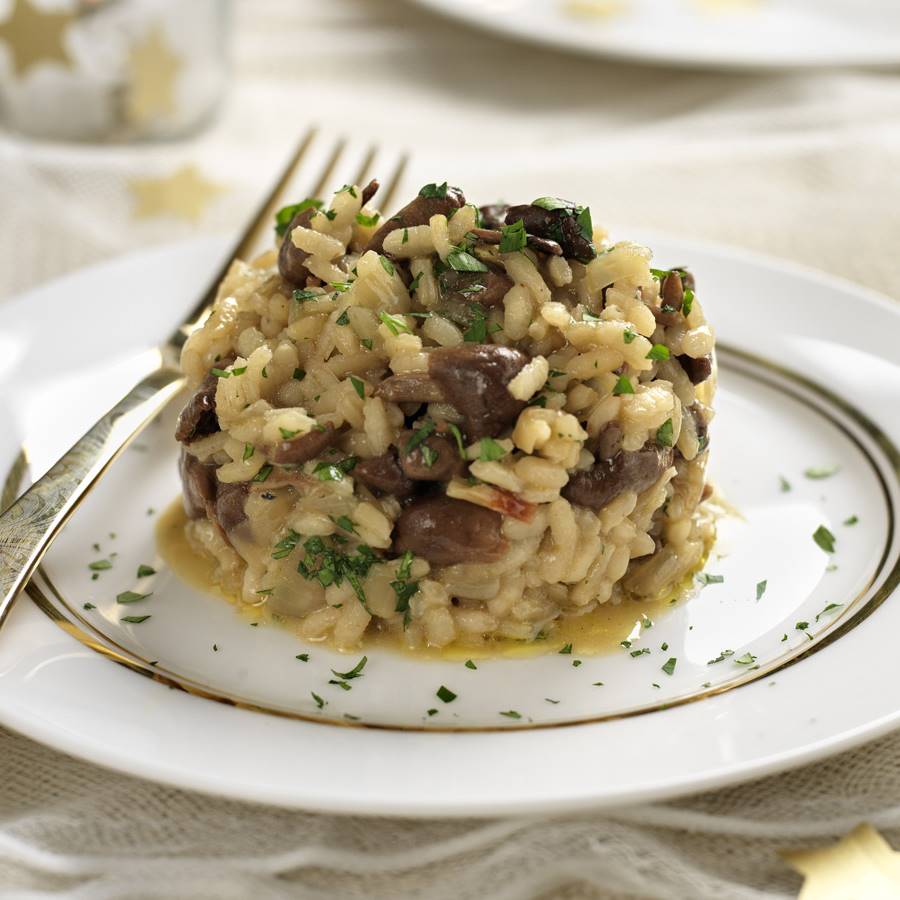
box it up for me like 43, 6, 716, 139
175, 180, 716, 650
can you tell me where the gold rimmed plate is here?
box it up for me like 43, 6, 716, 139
1, 232, 898, 815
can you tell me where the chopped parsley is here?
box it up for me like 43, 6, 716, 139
682, 288, 694, 317
816, 602, 843, 621
446, 423, 466, 459
360, 338, 373, 351
311, 692, 325, 709
805, 465, 839, 479
499, 219, 527, 253
380, 255, 395, 277
812, 525, 836, 553
623, 327, 637, 344
337, 184, 358, 198
696, 572, 724, 586
313, 456, 358, 482
656, 419, 674, 447
630, 648, 650, 658
645, 344, 670, 361
137, 564, 156, 578
274, 198, 322, 236
447, 249, 488, 273
499, 710, 522, 719
379, 311, 412, 335
707, 649, 734, 665
661, 657, 677, 676
558, 643, 573, 655
356, 211, 380, 227
88, 559, 112, 572
116, 591, 151, 604
844, 515, 859, 526
419, 182, 449, 199
121, 615, 151, 624
779, 475, 792, 492
612, 375, 634, 396
391, 551, 419, 625
734, 652, 757, 666
436, 685, 457, 703
232, 366, 248, 376
293, 289, 320, 303
210, 368, 231, 378
334, 515, 357, 534
463, 303, 488, 342
335, 309, 351, 326
272, 530, 301, 560
421, 445, 439, 468
252, 464, 273, 483
465, 659, 477, 670
83, 602, 96, 610
405, 420, 436, 454
331, 656, 367, 681
296, 653, 309, 662
407, 272, 422, 294
279, 428, 300, 440
756, 579, 768, 600
293, 368, 306, 381
349, 375, 366, 399
479, 437, 506, 462
242, 443, 255, 461
297, 536, 377, 608
796, 621, 809, 631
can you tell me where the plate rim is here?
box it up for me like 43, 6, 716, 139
407, 0, 900, 70
1, 232, 899, 816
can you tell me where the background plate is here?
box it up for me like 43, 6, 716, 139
409, 0, 900, 70
0, 233, 898, 815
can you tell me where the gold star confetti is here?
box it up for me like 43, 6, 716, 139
784, 824, 900, 899
129, 165, 224, 223
0, 0, 74, 77
124, 24, 181, 126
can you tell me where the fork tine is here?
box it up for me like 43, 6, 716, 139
379, 152, 409, 211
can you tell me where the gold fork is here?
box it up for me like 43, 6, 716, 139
0, 128, 408, 629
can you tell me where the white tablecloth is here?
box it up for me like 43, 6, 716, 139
2, 1, 900, 897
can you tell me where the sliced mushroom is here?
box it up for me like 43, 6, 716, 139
393, 496, 507, 566
398, 431, 467, 482
562, 446, 674, 510
428, 344, 529, 440
214, 481, 249, 534
504, 202, 595, 263
438, 267, 513, 308
478, 204, 509, 230
375, 371, 446, 405
277, 206, 316, 286
469, 227, 563, 257
269, 423, 342, 465
677, 354, 713, 385
365, 185, 466, 254
179, 448, 217, 519
360, 178, 379, 205
175, 371, 221, 444
353, 450, 416, 499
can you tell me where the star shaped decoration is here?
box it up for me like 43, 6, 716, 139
129, 165, 225, 223
784, 823, 900, 899
0, 0, 74, 77
124, 24, 181, 126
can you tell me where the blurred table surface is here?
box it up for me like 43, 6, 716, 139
1, 1, 900, 898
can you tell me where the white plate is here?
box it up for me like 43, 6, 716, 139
409, 0, 900, 70
0, 233, 898, 816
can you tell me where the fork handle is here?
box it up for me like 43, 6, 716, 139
0, 364, 186, 629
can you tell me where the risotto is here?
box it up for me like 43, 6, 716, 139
174, 180, 716, 650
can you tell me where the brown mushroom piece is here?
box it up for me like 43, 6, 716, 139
468, 227, 563, 257
504, 201, 596, 263
428, 344, 529, 440
214, 481, 249, 534
269, 423, 342, 465
353, 450, 416, 499
478, 204, 509, 230
438, 266, 513, 308
277, 206, 316, 286
677, 354, 713, 385
360, 178, 379, 206
398, 431, 467, 482
364, 185, 466, 254
393, 496, 507, 566
178, 448, 217, 519
562, 446, 674, 511
175, 371, 221, 444
374, 371, 446, 405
